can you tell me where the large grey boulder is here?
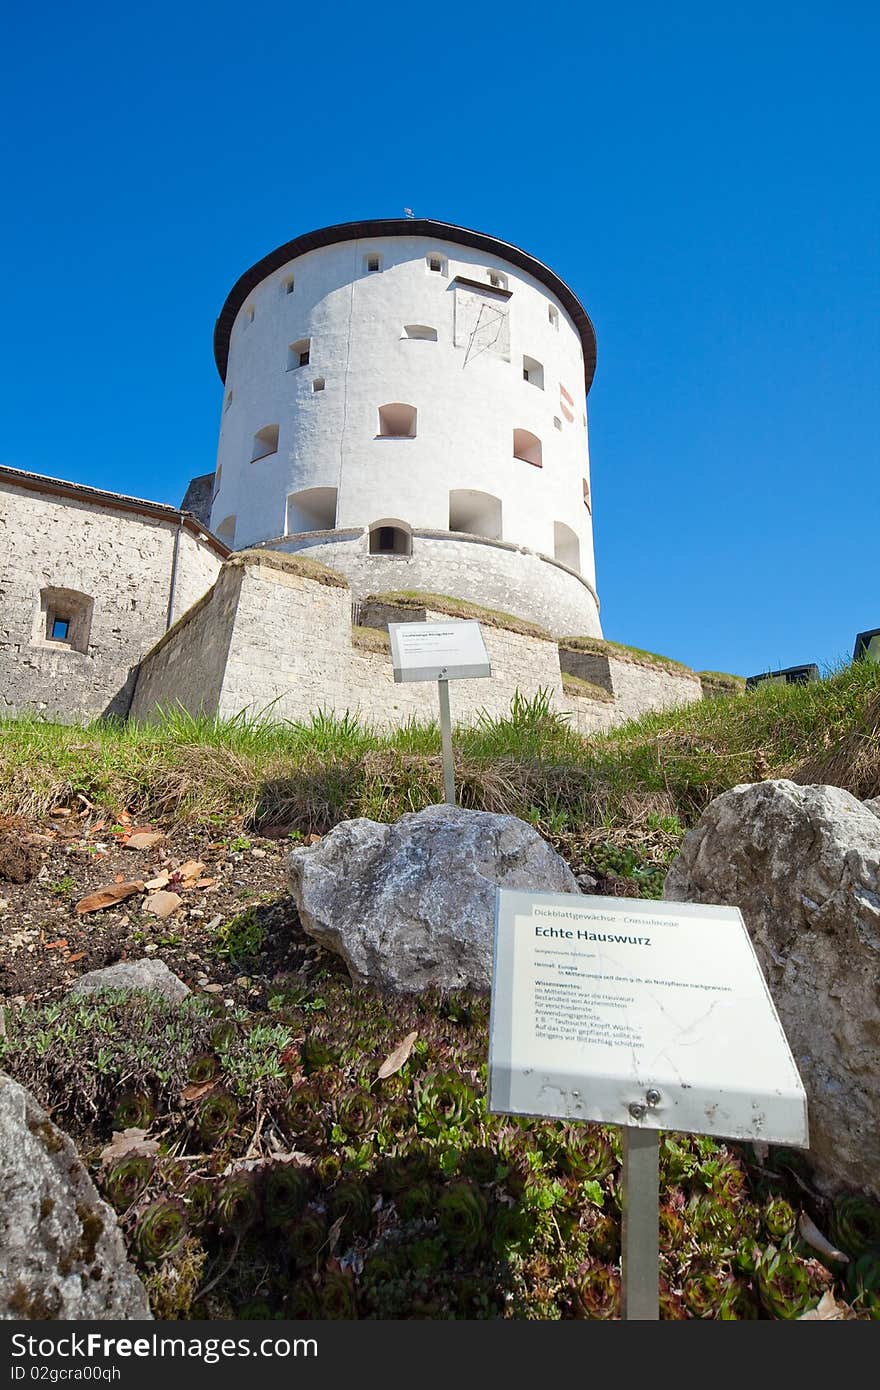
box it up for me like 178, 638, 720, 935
288, 805, 579, 991
68, 958, 189, 1003
0, 1074, 152, 1319
663, 780, 880, 1198
865, 797, 880, 819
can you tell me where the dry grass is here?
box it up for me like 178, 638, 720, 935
363, 591, 553, 640
558, 635, 695, 677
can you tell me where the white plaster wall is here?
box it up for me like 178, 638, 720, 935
251, 528, 601, 638
0, 483, 223, 720
211, 234, 596, 609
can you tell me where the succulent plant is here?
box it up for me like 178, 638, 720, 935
416, 1073, 474, 1131
334, 1089, 378, 1138
682, 1270, 731, 1318
460, 1144, 497, 1185
329, 1177, 373, 1235
289, 1207, 328, 1266
558, 1127, 615, 1182
830, 1196, 880, 1259
845, 1251, 880, 1317
263, 1163, 313, 1227
763, 1196, 797, 1241
397, 1181, 437, 1223
437, 1180, 488, 1254
286, 1083, 328, 1148
756, 1248, 829, 1319
287, 1278, 321, 1318
183, 1177, 215, 1229
215, 1171, 261, 1233
112, 1088, 155, 1131
194, 1089, 240, 1145
188, 1052, 220, 1084
103, 1156, 153, 1212
571, 1262, 620, 1319
320, 1269, 358, 1318
133, 1199, 187, 1263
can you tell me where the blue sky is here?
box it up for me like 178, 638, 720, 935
1, 1, 877, 678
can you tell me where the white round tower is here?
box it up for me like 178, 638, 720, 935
210, 218, 601, 637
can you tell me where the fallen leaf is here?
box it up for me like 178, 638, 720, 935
194, 877, 217, 889
144, 871, 171, 891
325, 1215, 345, 1254
180, 1080, 217, 1103
377, 1030, 418, 1080
307, 833, 322, 845
799, 1289, 848, 1320
118, 810, 133, 825
43, 939, 68, 951
798, 1212, 850, 1264
143, 890, 183, 919
175, 860, 206, 888
100, 1128, 160, 1166
75, 881, 144, 915
88, 821, 106, 837
124, 831, 165, 851
66, 951, 86, 963
50, 806, 71, 818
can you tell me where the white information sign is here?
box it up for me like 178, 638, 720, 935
489, 890, 808, 1146
389, 620, 491, 683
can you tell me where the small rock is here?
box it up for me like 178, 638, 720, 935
124, 831, 165, 851
68, 959, 190, 1003
0, 1074, 152, 1319
0, 899, 9, 913
143, 891, 183, 919
202, 983, 224, 994
250, 848, 267, 859
288, 804, 579, 992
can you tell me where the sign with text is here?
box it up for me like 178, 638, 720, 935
489, 890, 808, 1145
389, 620, 491, 683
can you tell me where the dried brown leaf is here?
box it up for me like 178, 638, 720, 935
100, 1127, 160, 1166
180, 1080, 217, 1104
799, 1290, 849, 1320
176, 860, 206, 887
377, 1030, 418, 1080
798, 1212, 850, 1264
75, 881, 144, 915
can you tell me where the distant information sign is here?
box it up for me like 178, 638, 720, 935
489, 890, 808, 1145
389, 620, 491, 684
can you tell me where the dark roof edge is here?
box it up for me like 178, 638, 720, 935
213, 218, 597, 394
0, 465, 231, 559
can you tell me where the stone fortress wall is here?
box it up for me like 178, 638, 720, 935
0, 468, 226, 721
208, 219, 602, 638
130, 550, 702, 732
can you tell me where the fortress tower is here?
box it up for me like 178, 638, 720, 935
210, 218, 601, 637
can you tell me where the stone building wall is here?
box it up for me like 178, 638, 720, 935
0, 471, 225, 720
130, 551, 700, 733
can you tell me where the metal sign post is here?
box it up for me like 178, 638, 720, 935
488, 889, 809, 1321
437, 672, 456, 805
388, 620, 491, 808
621, 1127, 659, 1320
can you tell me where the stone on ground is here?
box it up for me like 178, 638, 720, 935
68, 958, 189, 1002
663, 779, 880, 1199
0, 1074, 152, 1319
288, 804, 578, 992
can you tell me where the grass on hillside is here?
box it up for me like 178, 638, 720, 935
0, 663, 877, 836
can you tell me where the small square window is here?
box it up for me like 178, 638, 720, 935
51, 618, 70, 641
312, 377, 325, 392
283, 276, 295, 295
366, 255, 380, 273
428, 255, 445, 273
489, 271, 507, 289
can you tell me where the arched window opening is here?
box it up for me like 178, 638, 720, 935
251, 425, 279, 462
281, 275, 295, 295
448, 489, 502, 541
523, 355, 544, 389
427, 253, 447, 275
34, 587, 94, 653
553, 521, 580, 572
378, 403, 417, 438
287, 338, 310, 370
245, 305, 255, 324
364, 253, 382, 273
582, 478, 591, 510
548, 304, 559, 329
369, 519, 412, 555
488, 270, 508, 290
216, 515, 237, 546
402, 324, 438, 341
513, 429, 542, 468
286, 487, 338, 535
